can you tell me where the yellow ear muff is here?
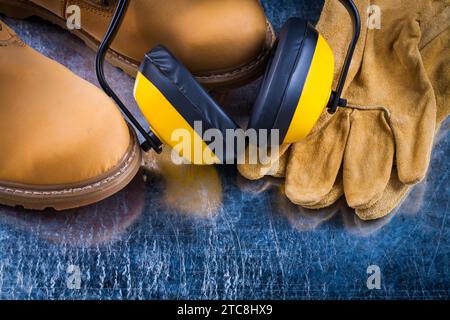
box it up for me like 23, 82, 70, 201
247, 19, 334, 145
283, 34, 334, 143
134, 72, 219, 165
133, 46, 239, 165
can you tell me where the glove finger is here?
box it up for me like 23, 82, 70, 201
344, 109, 394, 209
237, 144, 290, 180
266, 146, 290, 178
237, 103, 340, 181
285, 109, 351, 205
389, 17, 436, 185
355, 167, 410, 221
420, 24, 450, 125
300, 170, 344, 209
393, 104, 436, 185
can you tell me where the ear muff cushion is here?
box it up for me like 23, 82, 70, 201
139, 46, 238, 138
248, 18, 318, 143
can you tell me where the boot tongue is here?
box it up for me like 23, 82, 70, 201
0, 21, 14, 42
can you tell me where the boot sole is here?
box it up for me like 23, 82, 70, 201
0, 126, 142, 211
0, 0, 276, 90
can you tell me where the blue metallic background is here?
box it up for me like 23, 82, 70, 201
0, 0, 449, 300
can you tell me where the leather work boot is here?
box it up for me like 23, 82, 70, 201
0, 19, 141, 210
0, 0, 275, 89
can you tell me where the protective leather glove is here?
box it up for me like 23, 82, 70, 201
239, 0, 450, 220
356, 14, 450, 219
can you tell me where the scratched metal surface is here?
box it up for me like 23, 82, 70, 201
1, 0, 449, 300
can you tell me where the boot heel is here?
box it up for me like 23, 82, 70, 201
0, 0, 34, 19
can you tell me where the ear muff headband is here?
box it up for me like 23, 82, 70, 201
95, 0, 162, 153
328, 0, 361, 113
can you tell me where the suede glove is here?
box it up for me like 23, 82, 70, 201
239, 0, 450, 220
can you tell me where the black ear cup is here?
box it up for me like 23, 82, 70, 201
248, 18, 319, 144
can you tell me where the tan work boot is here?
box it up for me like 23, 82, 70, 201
0, 19, 141, 210
0, 0, 275, 89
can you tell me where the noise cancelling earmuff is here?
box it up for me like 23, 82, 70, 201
96, 0, 361, 165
